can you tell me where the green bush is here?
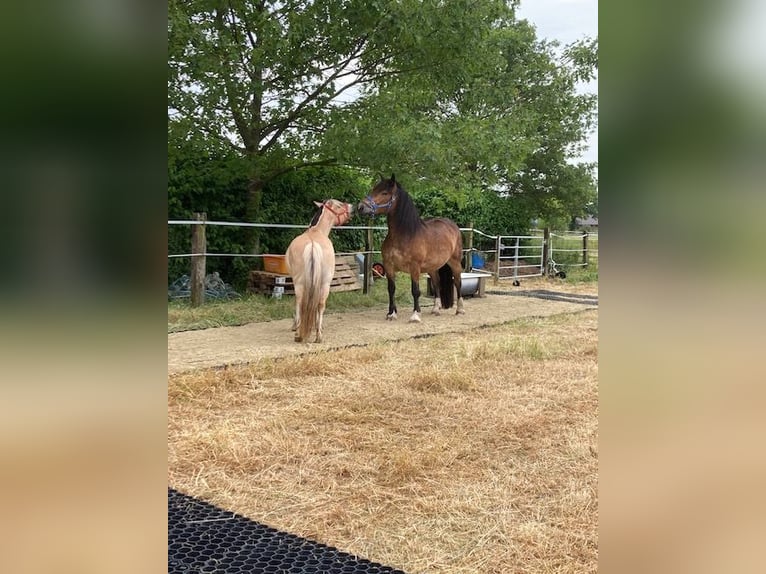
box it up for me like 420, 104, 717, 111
169, 155, 373, 289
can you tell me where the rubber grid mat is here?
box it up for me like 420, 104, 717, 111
169, 488, 408, 574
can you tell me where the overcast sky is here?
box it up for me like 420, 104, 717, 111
516, 0, 598, 165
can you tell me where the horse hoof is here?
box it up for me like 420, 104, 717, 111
409, 312, 421, 323
386, 313, 397, 321
294, 335, 303, 342
456, 308, 466, 315
431, 309, 441, 316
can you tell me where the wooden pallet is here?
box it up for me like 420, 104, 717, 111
248, 257, 362, 296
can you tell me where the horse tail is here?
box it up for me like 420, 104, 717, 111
297, 242, 323, 341
438, 264, 455, 309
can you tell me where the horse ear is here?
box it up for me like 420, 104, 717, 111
390, 173, 396, 183
313, 200, 323, 208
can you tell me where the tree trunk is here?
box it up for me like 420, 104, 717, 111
245, 177, 264, 257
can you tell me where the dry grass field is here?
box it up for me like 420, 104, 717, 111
168, 306, 598, 573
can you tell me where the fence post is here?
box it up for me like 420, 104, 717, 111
494, 234, 501, 284
582, 231, 589, 266
363, 226, 374, 295
465, 222, 474, 272
542, 228, 550, 276
190, 212, 207, 307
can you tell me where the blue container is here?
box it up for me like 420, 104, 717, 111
471, 252, 485, 269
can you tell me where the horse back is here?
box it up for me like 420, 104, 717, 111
383, 217, 462, 272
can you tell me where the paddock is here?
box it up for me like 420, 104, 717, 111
167, 280, 598, 573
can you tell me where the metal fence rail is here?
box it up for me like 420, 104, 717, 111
167, 219, 387, 260
547, 231, 598, 277
168, 216, 598, 304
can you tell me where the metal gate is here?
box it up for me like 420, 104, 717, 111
493, 232, 546, 282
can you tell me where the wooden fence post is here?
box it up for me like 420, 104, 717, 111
190, 212, 207, 307
582, 231, 589, 266
363, 226, 374, 295
542, 228, 550, 276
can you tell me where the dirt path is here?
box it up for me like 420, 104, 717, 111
168, 282, 598, 374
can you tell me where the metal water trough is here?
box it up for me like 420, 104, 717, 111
458, 272, 492, 296
426, 272, 492, 298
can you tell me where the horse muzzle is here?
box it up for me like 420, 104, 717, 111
357, 200, 374, 216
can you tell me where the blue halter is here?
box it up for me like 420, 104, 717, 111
363, 192, 396, 212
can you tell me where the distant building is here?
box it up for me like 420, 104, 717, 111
574, 216, 598, 229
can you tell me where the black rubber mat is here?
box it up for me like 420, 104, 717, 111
168, 488, 407, 574
487, 289, 598, 306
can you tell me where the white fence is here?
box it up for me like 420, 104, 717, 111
167, 219, 388, 259
547, 231, 599, 277
168, 215, 598, 304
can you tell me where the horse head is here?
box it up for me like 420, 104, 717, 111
313, 198, 355, 227
358, 175, 398, 216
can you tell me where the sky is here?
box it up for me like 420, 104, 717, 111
516, 0, 598, 165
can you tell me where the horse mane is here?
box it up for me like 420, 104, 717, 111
308, 204, 323, 227
390, 183, 423, 237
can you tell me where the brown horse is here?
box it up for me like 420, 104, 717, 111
285, 199, 354, 342
358, 174, 464, 322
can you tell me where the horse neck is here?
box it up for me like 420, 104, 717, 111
386, 210, 401, 231
312, 209, 336, 236
387, 191, 421, 236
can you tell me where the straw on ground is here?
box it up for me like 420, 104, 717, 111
169, 305, 598, 573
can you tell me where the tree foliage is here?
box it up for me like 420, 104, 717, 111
169, 1, 514, 207
169, 122, 370, 286
168, 0, 597, 280
328, 26, 598, 222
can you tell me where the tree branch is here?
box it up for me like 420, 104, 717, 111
214, 6, 255, 151
259, 42, 368, 154
264, 157, 339, 184
224, 0, 255, 81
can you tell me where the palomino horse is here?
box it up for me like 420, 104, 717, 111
358, 174, 464, 322
285, 199, 354, 342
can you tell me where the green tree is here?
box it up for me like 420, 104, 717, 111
168, 122, 251, 284
169, 0, 514, 234
326, 24, 597, 227
169, 0, 597, 245
500, 37, 598, 224
169, 121, 371, 286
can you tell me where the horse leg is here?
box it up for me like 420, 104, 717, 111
293, 284, 304, 341
314, 285, 330, 343
429, 273, 442, 315
449, 259, 466, 315
386, 273, 398, 320
409, 272, 422, 323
